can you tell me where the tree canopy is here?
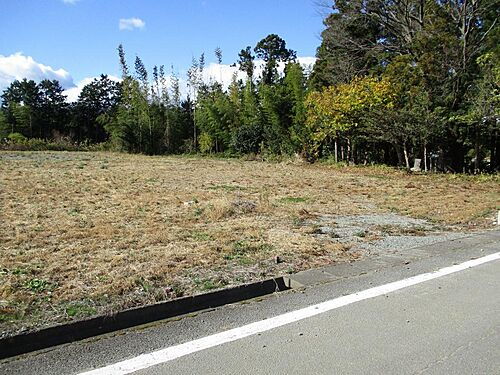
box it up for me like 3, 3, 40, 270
1, 19, 498, 172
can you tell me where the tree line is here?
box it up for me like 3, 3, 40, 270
1, 0, 498, 172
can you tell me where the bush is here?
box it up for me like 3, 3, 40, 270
0, 136, 94, 152
7, 132, 27, 143
231, 123, 263, 154
86, 142, 113, 152
199, 132, 214, 154
179, 139, 196, 154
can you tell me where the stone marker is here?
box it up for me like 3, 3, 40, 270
411, 158, 422, 172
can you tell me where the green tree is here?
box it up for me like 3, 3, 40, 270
238, 47, 255, 83
310, 0, 383, 89
1, 79, 41, 137
0, 109, 9, 139
456, 53, 500, 172
284, 62, 308, 151
254, 34, 296, 85
104, 44, 143, 152
232, 79, 263, 154
37, 79, 69, 138
73, 75, 121, 142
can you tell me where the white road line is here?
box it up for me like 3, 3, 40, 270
79, 252, 500, 375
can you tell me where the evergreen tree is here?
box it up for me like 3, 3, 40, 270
254, 34, 296, 85
73, 75, 121, 142
37, 79, 68, 138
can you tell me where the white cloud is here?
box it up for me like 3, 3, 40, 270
62, 0, 80, 4
0, 52, 75, 93
201, 63, 245, 89
0, 53, 124, 103
296, 56, 317, 72
63, 75, 121, 102
0, 52, 315, 103
119, 18, 145, 31
200, 56, 317, 90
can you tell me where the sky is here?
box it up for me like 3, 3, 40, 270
0, 0, 325, 100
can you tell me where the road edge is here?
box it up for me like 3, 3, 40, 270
0, 277, 289, 359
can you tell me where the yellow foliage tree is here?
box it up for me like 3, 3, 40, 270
305, 77, 395, 160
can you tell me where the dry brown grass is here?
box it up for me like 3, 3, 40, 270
0, 151, 498, 335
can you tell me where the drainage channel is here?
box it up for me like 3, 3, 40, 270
0, 277, 290, 360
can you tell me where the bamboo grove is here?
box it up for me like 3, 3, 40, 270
1, 0, 498, 172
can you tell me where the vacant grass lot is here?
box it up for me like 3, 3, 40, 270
1, 151, 499, 335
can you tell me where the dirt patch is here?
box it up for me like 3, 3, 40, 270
0, 152, 498, 336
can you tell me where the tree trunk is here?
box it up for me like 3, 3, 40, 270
394, 144, 404, 167
193, 106, 197, 151
164, 112, 170, 153
350, 138, 356, 165
29, 114, 33, 138
474, 122, 480, 173
403, 143, 410, 170
492, 126, 499, 172
334, 138, 338, 163
424, 144, 428, 172
347, 138, 351, 166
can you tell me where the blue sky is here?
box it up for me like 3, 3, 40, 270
0, 0, 324, 99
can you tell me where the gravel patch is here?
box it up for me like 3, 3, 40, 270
357, 233, 470, 255
318, 213, 430, 227
307, 213, 469, 257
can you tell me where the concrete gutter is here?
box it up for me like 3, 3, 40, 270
0, 277, 289, 359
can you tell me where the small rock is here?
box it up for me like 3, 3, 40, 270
274, 255, 283, 264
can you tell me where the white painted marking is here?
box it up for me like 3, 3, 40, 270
80, 252, 500, 375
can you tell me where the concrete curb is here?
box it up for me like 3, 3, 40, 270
0, 277, 289, 360
283, 230, 500, 288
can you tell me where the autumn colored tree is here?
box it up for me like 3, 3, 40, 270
305, 77, 395, 162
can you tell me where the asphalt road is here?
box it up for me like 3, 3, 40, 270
1, 231, 499, 375
139, 258, 500, 375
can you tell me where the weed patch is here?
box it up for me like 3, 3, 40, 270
279, 196, 309, 204
65, 303, 96, 318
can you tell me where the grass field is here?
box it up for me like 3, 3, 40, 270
1, 151, 499, 336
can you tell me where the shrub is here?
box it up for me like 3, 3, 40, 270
231, 123, 263, 154
199, 132, 214, 154
7, 132, 27, 144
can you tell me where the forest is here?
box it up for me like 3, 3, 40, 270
1, 0, 498, 172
